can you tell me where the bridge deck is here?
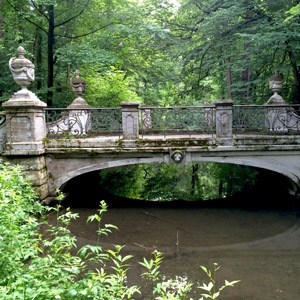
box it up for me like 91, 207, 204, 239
45, 133, 300, 155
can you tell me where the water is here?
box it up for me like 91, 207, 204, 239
45, 198, 300, 300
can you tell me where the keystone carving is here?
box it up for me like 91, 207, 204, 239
171, 150, 184, 163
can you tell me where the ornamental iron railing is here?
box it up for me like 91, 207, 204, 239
45, 108, 122, 138
233, 104, 300, 134
139, 106, 215, 137
44, 104, 300, 139
0, 112, 6, 128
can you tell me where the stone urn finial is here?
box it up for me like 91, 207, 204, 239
265, 72, 286, 105
9, 46, 35, 91
68, 70, 90, 109
70, 69, 86, 97
269, 72, 284, 94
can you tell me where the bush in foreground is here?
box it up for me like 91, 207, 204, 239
0, 162, 239, 299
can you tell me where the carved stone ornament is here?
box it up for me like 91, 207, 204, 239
70, 70, 86, 97
265, 72, 287, 105
269, 72, 284, 93
3, 46, 45, 107
171, 150, 184, 163
9, 46, 35, 90
68, 70, 90, 109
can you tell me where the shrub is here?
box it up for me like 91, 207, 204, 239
0, 161, 239, 299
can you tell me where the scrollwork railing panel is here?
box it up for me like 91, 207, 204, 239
233, 105, 300, 134
140, 106, 215, 136
45, 108, 121, 138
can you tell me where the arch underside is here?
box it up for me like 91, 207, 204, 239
46, 152, 300, 195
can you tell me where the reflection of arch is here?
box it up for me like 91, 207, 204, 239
51, 154, 300, 194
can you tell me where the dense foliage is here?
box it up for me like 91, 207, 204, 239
0, 162, 239, 299
1, 0, 300, 106
99, 162, 258, 201
0, 162, 139, 299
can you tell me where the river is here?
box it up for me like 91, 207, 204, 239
45, 196, 300, 300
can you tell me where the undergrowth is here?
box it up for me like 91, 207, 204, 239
0, 162, 239, 299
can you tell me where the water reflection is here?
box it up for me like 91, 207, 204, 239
45, 197, 300, 300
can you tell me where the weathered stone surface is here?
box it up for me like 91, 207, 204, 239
3, 155, 50, 200
34, 182, 50, 200
25, 168, 49, 186
215, 100, 233, 138
3, 103, 46, 155
265, 72, 286, 105
9, 46, 35, 90
67, 97, 91, 109
3, 46, 46, 157
41, 132, 300, 197
3, 156, 46, 170
121, 101, 140, 139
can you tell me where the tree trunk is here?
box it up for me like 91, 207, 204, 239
218, 181, 223, 198
0, 1, 3, 98
241, 39, 251, 104
47, 5, 55, 107
34, 28, 42, 91
241, 55, 251, 104
226, 171, 233, 197
287, 47, 300, 104
226, 59, 232, 99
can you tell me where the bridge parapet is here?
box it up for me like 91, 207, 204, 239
43, 103, 300, 139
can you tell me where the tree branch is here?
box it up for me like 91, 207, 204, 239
54, 22, 123, 39
197, 46, 211, 86
30, 0, 49, 20
54, 0, 90, 28
6, 0, 48, 34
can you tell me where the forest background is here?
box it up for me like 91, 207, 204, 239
0, 0, 299, 201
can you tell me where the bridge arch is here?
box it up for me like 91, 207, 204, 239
48, 152, 300, 197
55, 157, 164, 191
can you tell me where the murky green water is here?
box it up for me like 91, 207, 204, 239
44, 198, 300, 299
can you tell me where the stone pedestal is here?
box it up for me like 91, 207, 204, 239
121, 101, 140, 139
215, 100, 233, 138
3, 90, 46, 155
2, 91, 49, 201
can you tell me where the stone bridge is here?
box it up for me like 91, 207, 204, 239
2, 47, 300, 202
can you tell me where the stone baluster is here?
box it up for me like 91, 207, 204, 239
215, 100, 233, 138
121, 101, 140, 139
